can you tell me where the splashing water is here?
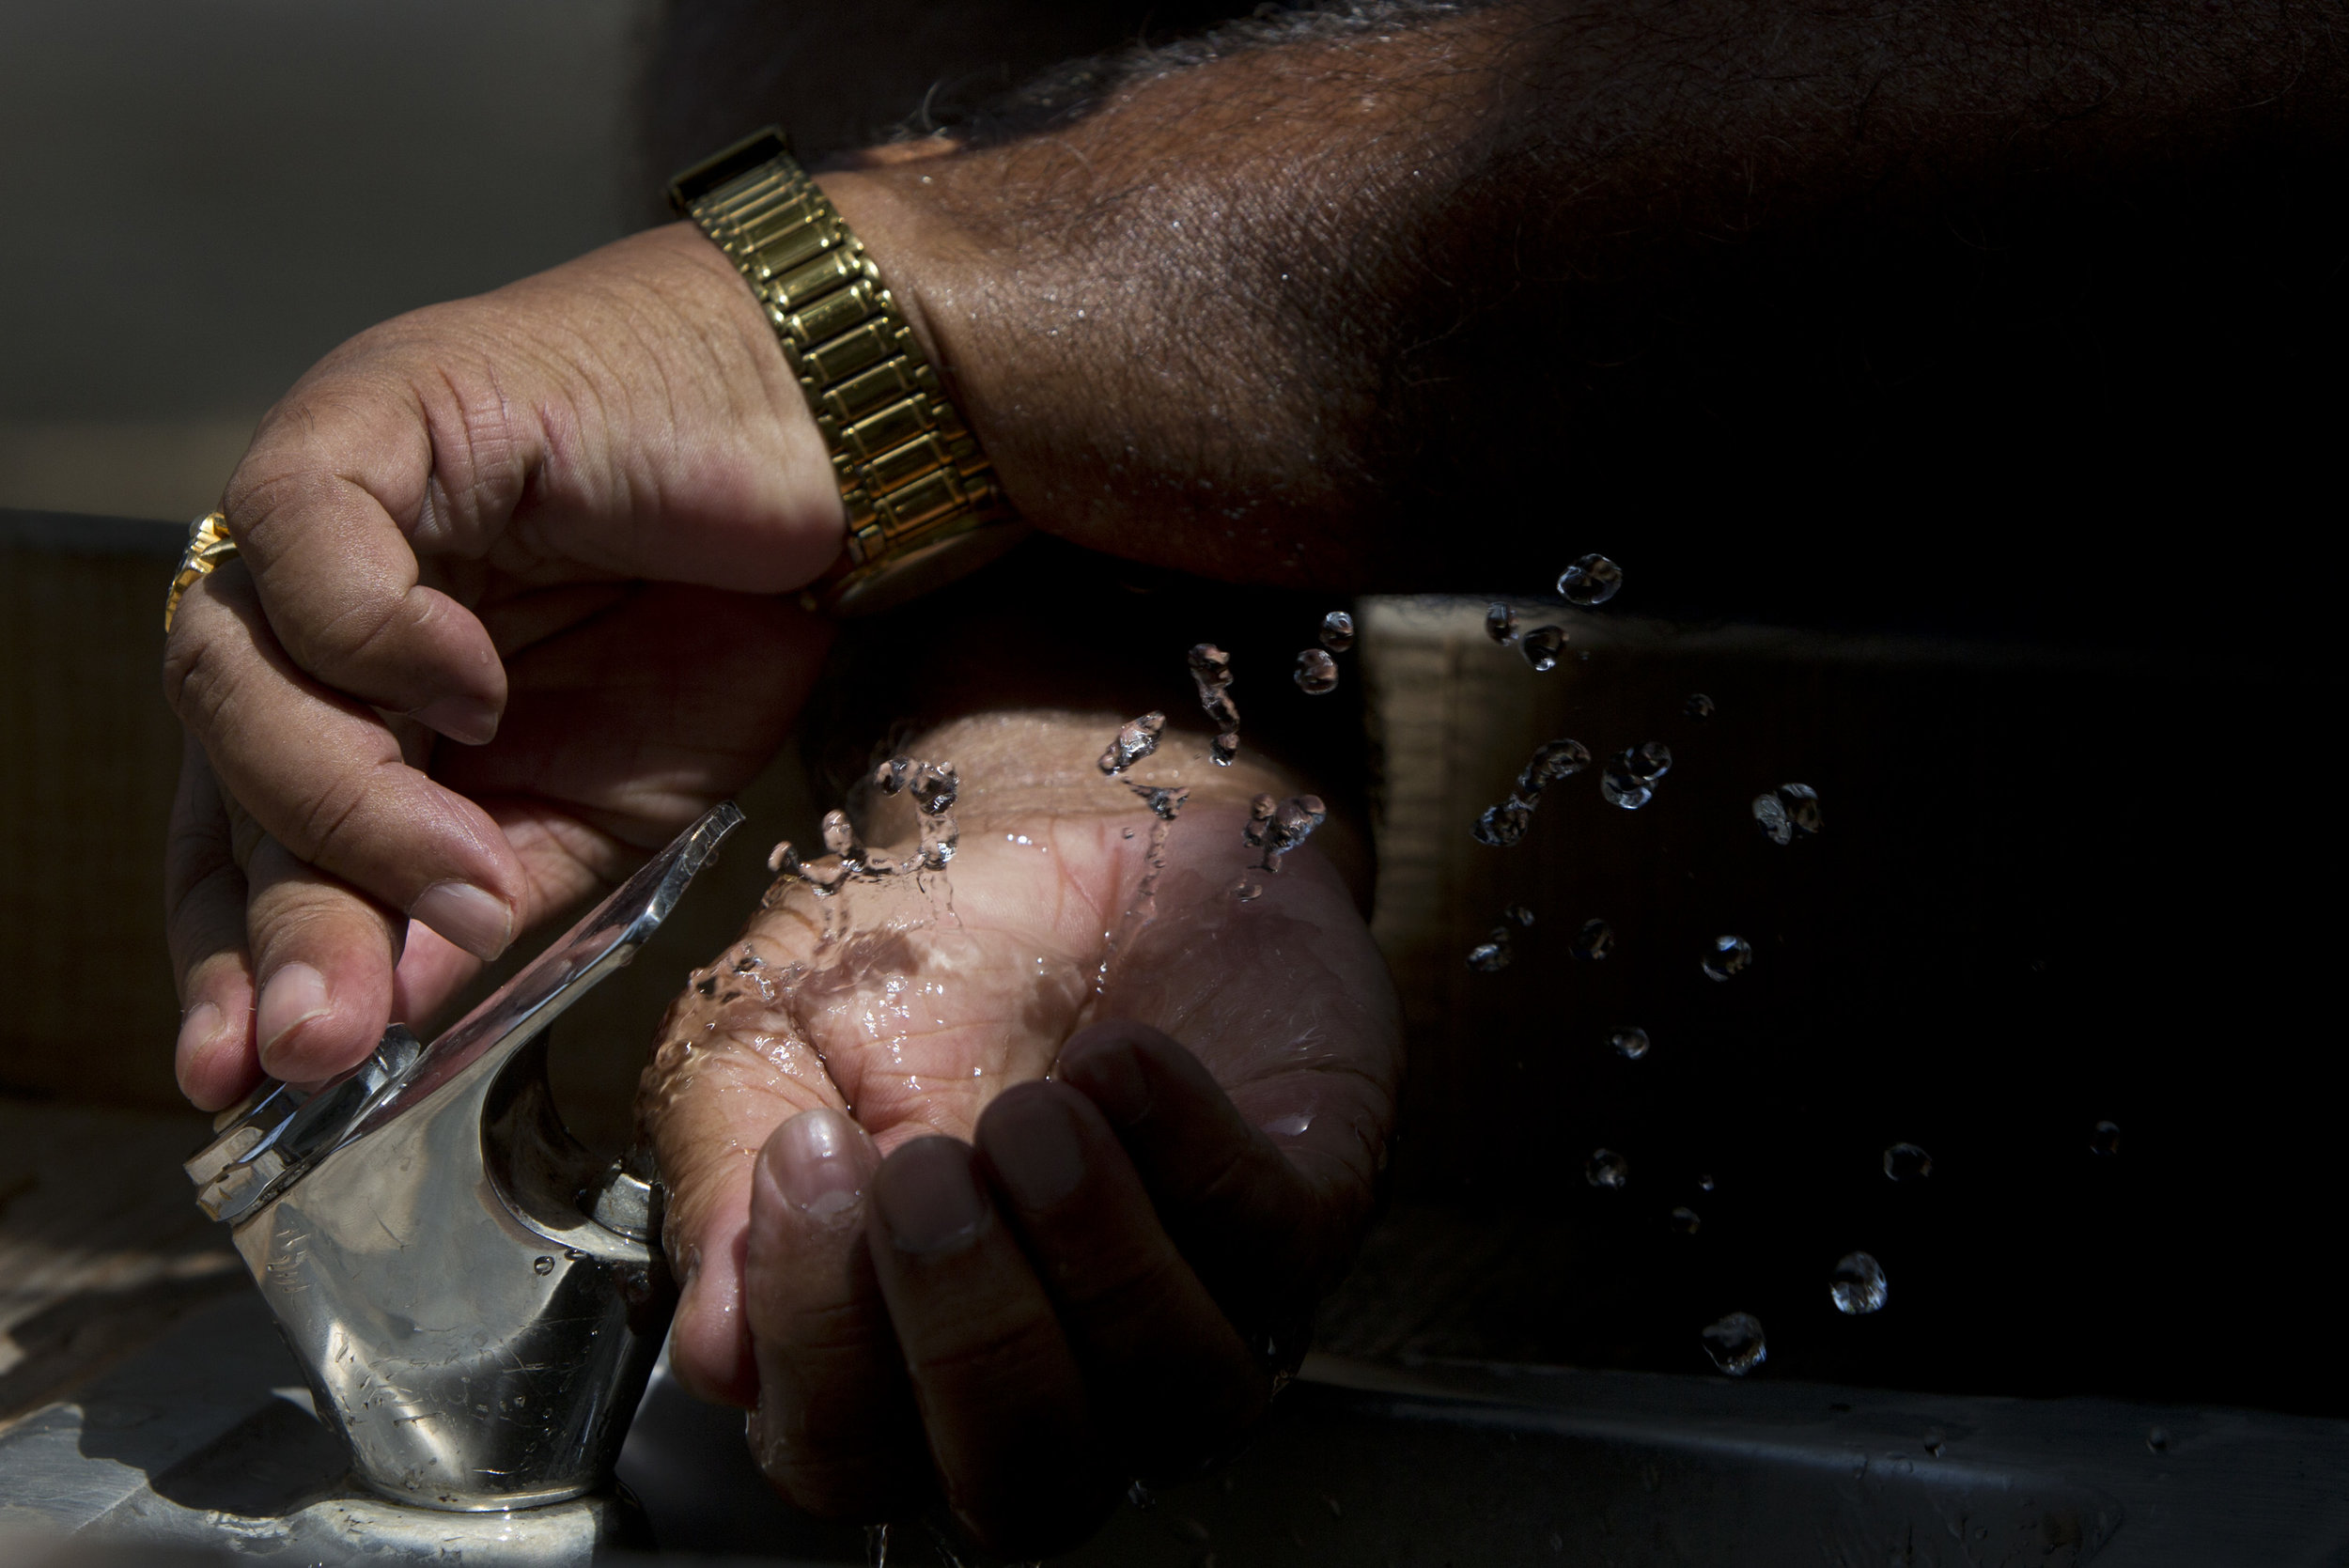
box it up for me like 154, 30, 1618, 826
1701, 934, 1752, 980
1585, 1148, 1629, 1189
1702, 1312, 1766, 1376
1601, 742, 1673, 810
1259, 795, 1328, 871
1319, 610, 1356, 652
1686, 692, 1715, 720
1882, 1142, 1934, 1182
1570, 919, 1615, 961
1485, 602, 1518, 644
1754, 783, 1823, 844
1610, 1027, 1651, 1059
1467, 930, 1513, 973
874, 755, 912, 796
1472, 798, 1534, 847
1505, 903, 1536, 927
821, 809, 865, 866
1234, 794, 1329, 896
911, 763, 960, 869
1098, 711, 1166, 775
1556, 553, 1624, 607
1516, 738, 1592, 798
1188, 644, 1241, 766
1520, 626, 1567, 672
1670, 1205, 1702, 1234
1294, 647, 1339, 695
1128, 784, 1190, 820
2091, 1120, 2122, 1156
1829, 1251, 1890, 1314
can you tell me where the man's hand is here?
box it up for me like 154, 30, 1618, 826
163, 223, 845, 1109
641, 714, 1401, 1557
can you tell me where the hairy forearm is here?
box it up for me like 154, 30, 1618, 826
820, 0, 2342, 588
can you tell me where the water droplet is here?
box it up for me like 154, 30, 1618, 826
1485, 602, 1518, 644
1212, 731, 1239, 766
1128, 1480, 1158, 1511
1232, 876, 1264, 903
1516, 738, 1591, 797
1702, 1312, 1766, 1375
1242, 793, 1278, 847
1259, 795, 1328, 869
911, 761, 959, 815
766, 840, 801, 877
1882, 1141, 1934, 1182
1520, 626, 1567, 672
1701, 934, 1752, 980
1610, 1027, 1650, 1059
1504, 903, 1536, 927
821, 809, 864, 864
1829, 1251, 1889, 1314
1670, 1205, 1702, 1234
1601, 742, 1672, 810
1571, 919, 1615, 960
1754, 783, 1822, 843
1556, 553, 1624, 606
1188, 644, 1241, 731
1467, 930, 1514, 972
1318, 610, 1356, 652
1471, 797, 1534, 847
1099, 711, 1167, 775
1294, 648, 1339, 695
1585, 1148, 1629, 1188
875, 755, 912, 796
1128, 784, 1190, 820
1698, 1172, 1716, 1192
2091, 1120, 2122, 1156
1922, 1428, 1946, 1457
1123, 827, 1135, 838
533, 1256, 554, 1276
1685, 692, 1715, 719
2146, 1425, 2170, 1453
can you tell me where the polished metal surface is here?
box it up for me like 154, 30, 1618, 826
181, 801, 745, 1512
0, 1294, 631, 1565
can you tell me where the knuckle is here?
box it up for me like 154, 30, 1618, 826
281, 768, 377, 872
162, 625, 238, 735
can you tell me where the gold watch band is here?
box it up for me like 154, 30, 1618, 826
669, 128, 1025, 616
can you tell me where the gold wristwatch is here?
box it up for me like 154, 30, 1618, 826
669, 128, 1025, 616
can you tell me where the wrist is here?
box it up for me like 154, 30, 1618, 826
638, 221, 850, 584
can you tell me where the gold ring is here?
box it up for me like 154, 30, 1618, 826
163, 511, 238, 633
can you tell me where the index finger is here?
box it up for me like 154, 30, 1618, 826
224, 372, 507, 741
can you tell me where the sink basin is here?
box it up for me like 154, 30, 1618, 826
5, 1286, 2344, 1565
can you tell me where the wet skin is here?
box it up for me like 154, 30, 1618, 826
640, 722, 1401, 1556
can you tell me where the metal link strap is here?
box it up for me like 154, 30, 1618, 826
670, 130, 1019, 613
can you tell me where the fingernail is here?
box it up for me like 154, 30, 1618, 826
409, 693, 502, 746
763, 1108, 877, 1223
875, 1139, 986, 1255
256, 964, 331, 1065
175, 1001, 225, 1063
987, 1089, 1088, 1210
411, 880, 514, 959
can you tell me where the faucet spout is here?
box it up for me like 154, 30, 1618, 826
183, 802, 744, 1511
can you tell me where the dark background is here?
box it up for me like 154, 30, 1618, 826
3, 0, 2338, 1426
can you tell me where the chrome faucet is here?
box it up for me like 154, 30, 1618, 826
182, 803, 744, 1512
